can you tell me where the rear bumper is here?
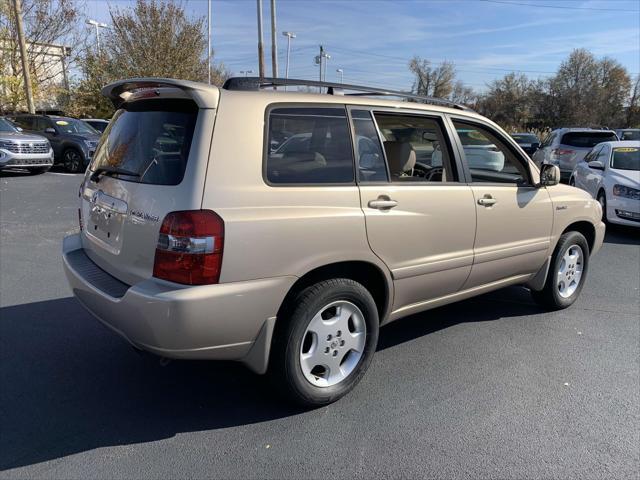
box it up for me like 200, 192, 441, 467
0, 148, 54, 169
62, 234, 296, 371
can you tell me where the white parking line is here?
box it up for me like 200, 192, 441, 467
48, 172, 81, 176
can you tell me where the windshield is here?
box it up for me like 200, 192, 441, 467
53, 118, 98, 135
90, 99, 197, 186
611, 147, 639, 171
511, 134, 538, 143
0, 118, 18, 133
561, 131, 618, 148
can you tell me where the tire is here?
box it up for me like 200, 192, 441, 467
597, 190, 608, 224
270, 278, 379, 407
28, 166, 50, 175
63, 148, 84, 173
531, 231, 590, 310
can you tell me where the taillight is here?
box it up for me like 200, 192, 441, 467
152, 210, 224, 285
552, 148, 575, 156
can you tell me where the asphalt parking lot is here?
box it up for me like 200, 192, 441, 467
1, 169, 638, 479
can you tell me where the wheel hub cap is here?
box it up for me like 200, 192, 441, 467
556, 244, 584, 299
299, 300, 366, 387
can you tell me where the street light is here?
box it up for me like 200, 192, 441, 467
282, 31, 296, 91
240, 70, 254, 77
86, 19, 109, 52
336, 68, 343, 83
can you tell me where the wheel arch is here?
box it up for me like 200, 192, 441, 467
242, 260, 392, 375
561, 220, 596, 254
276, 260, 392, 324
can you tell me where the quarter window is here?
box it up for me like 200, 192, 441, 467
453, 121, 530, 185
351, 110, 387, 182
266, 107, 354, 184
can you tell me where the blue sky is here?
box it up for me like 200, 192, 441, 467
83, 0, 640, 92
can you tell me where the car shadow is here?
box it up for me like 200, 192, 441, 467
0, 287, 542, 471
603, 224, 639, 246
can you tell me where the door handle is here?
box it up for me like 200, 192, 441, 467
477, 195, 497, 207
368, 197, 398, 210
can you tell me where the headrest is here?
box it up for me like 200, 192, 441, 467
383, 141, 416, 175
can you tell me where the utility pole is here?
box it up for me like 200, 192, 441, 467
256, 0, 265, 79
270, 0, 278, 78
316, 46, 330, 87
207, 0, 211, 84
12, 0, 35, 113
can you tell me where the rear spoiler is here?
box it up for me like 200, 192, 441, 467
101, 78, 220, 109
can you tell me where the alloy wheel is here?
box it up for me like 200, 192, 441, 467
556, 244, 584, 299
299, 300, 367, 387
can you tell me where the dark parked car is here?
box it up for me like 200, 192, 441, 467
9, 114, 101, 172
511, 132, 540, 157
84, 118, 110, 133
615, 129, 640, 141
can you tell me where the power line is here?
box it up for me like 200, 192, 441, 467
478, 0, 640, 13
326, 45, 559, 74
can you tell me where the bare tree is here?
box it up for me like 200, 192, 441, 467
449, 80, 477, 107
409, 56, 455, 100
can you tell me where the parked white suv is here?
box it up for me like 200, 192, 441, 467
63, 77, 605, 406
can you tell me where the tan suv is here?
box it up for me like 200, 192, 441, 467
62, 77, 605, 406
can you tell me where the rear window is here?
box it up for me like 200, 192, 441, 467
619, 130, 640, 141
511, 134, 538, 143
560, 132, 617, 148
266, 107, 354, 184
611, 147, 639, 171
90, 99, 197, 186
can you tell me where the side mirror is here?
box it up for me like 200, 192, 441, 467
539, 163, 560, 187
44, 127, 56, 135
588, 160, 604, 170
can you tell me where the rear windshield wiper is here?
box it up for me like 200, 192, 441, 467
90, 166, 140, 183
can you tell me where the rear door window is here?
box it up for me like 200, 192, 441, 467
89, 99, 198, 186
373, 112, 455, 183
560, 132, 618, 148
266, 107, 354, 184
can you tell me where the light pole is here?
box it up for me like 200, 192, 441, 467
240, 70, 254, 77
269, 0, 278, 78
86, 19, 109, 51
336, 68, 343, 83
282, 31, 295, 90
322, 51, 330, 82
207, 0, 211, 84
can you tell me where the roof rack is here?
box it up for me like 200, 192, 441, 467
222, 77, 473, 111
